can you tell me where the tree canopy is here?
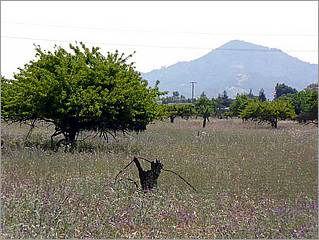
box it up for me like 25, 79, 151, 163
274, 83, 297, 99
279, 90, 318, 124
240, 99, 296, 128
229, 94, 250, 117
258, 88, 266, 102
1, 42, 161, 148
195, 95, 214, 127
161, 103, 195, 123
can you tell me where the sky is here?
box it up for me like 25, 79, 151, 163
1, 1, 318, 79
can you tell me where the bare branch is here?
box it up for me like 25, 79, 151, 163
104, 130, 119, 142
25, 119, 36, 141
115, 178, 139, 189
163, 169, 197, 192
114, 156, 197, 192
114, 159, 135, 184
136, 156, 153, 164
77, 131, 100, 142
136, 156, 197, 191
51, 130, 63, 144
304, 121, 318, 126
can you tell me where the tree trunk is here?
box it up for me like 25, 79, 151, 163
64, 129, 77, 151
133, 157, 163, 191
202, 117, 207, 128
170, 116, 176, 123
270, 117, 278, 128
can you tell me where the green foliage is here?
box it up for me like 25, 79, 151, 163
274, 83, 297, 99
161, 91, 191, 104
229, 94, 250, 117
299, 90, 318, 122
279, 90, 318, 123
194, 96, 214, 118
172, 91, 179, 97
304, 83, 318, 92
215, 90, 232, 108
161, 104, 195, 122
258, 88, 267, 102
268, 100, 296, 120
247, 89, 254, 99
240, 99, 296, 128
211, 91, 232, 119
1, 43, 161, 146
195, 95, 214, 127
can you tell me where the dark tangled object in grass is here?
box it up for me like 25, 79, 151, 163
114, 156, 197, 192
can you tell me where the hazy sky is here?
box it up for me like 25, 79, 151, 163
1, 1, 318, 78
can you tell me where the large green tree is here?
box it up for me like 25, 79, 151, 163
1, 43, 161, 148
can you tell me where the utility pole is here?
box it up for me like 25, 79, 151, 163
190, 81, 197, 101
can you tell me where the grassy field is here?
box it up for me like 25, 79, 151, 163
1, 118, 318, 238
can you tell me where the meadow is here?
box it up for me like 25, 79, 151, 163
1, 118, 318, 238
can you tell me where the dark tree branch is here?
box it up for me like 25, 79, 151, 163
114, 156, 197, 192
114, 159, 135, 184
25, 119, 36, 141
77, 131, 100, 142
101, 130, 119, 143
51, 130, 64, 145
304, 121, 318, 125
115, 178, 139, 189
135, 156, 153, 164
163, 169, 197, 192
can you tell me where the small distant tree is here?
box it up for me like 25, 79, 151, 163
221, 90, 231, 107
300, 90, 318, 123
172, 91, 180, 98
240, 99, 296, 128
279, 90, 318, 124
195, 95, 214, 127
229, 94, 250, 117
179, 104, 196, 120
163, 104, 178, 123
267, 100, 296, 127
248, 89, 254, 99
200, 91, 207, 98
1, 43, 161, 150
258, 88, 267, 102
161, 91, 190, 104
213, 90, 232, 118
274, 83, 297, 99
305, 83, 318, 92
162, 104, 195, 123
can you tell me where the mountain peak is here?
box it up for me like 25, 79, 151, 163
142, 40, 317, 99
217, 40, 269, 50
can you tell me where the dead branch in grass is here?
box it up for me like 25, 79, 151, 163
114, 156, 197, 192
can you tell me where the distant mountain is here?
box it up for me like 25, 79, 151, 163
141, 40, 318, 99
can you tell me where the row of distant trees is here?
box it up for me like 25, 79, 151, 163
1, 42, 317, 151
160, 82, 318, 128
161, 88, 266, 105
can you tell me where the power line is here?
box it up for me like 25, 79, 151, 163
1, 35, 318, 53
1, 35, 210, 50
3, 21, 318, 38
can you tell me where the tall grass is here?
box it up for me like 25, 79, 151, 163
1, 119, 318, 238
